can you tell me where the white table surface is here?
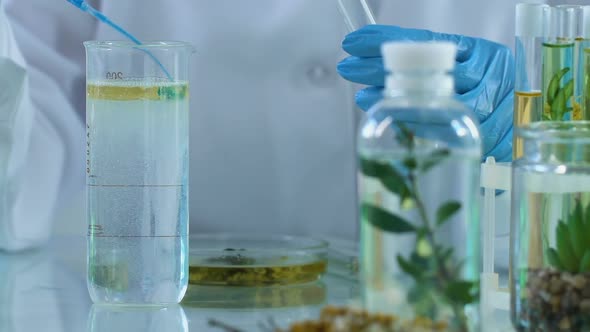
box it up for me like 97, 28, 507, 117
0, 235, 514, 332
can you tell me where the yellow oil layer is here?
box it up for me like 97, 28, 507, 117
189, 260, 327, 287
87, 81, 188, 101
513, 91, 542, 160
573, 101, 583, 120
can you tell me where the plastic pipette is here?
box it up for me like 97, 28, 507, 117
66, 0, 172, 80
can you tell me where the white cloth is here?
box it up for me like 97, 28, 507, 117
0, 0, 587, 250
0, 6, 70, 250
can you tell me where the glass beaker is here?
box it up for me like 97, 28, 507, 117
511, 122, 590, 331
85, 41, 192, 305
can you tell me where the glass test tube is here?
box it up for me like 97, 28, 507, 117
513, 3, 549, 160
336, 0, 376, 32
542, 5, 576, 122
565, 5, 588, 121
582, 6, 590, 119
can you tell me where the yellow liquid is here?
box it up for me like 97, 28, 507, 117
513, 91, 542, 160
87, 80, 188, 101
188, 260, 327, 286
182, 282, 326, 308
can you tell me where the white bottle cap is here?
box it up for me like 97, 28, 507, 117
515, 3, 550, 37
380, 41, 456, 72
381, 41, 456, 93
583, 6, 590, 38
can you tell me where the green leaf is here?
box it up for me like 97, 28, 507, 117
403, 157, 418, 170
410, 251, 430, 270
580, 250, 590, 273
561, 80, 574, 118
440, 247, 455, 263
547, 67, 570, 105
361, 203, 415, 233
546, 248, 563, 270
551, 89, 566, 120
570, 201, 586, 259
556, 221, 578, 272
436, 201, 462, 227
584, 202, 590, 238
397, 254, 423, 279
359, 158, 386, 178
396, 122, 415, 150
407, 285, 438, 320
359, 158, 412, 201
381, 173, 413, 201
415, 227, 429, 238
444, 280, 478, 306
574, 200, 584, 223
420, 149, 451, 172
551, 79, 574, 120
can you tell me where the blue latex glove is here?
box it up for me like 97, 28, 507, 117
337, 25, 514, 162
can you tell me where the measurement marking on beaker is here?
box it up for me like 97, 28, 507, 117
87, 184, 183, 187
106, 72, 124, 80
87, 235, 182, 238
88, 224, 104, 235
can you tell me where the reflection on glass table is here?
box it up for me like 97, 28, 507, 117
183, 282, 327, 309
88, 305, 188, 332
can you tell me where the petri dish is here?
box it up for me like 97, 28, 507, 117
188, 234, 328, 287
182, 281, 326, 308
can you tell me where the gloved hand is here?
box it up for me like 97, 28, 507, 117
337, 25, 514, 162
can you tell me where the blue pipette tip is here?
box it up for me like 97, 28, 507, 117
65, 0, 173, 81
66, 0, 84, 8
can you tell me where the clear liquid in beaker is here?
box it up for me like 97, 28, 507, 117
87, 80, 189, 305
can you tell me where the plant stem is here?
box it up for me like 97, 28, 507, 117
409, 172, 469, 332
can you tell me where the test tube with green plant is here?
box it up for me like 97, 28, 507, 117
585, 48, 590, 117
542, 6, 576, 121
582, 6, 590, 119
573, 6, 590, 120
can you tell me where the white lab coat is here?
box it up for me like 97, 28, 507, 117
0, 0, 586, 251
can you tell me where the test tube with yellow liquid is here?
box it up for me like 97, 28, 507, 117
514, 4, 549, 159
